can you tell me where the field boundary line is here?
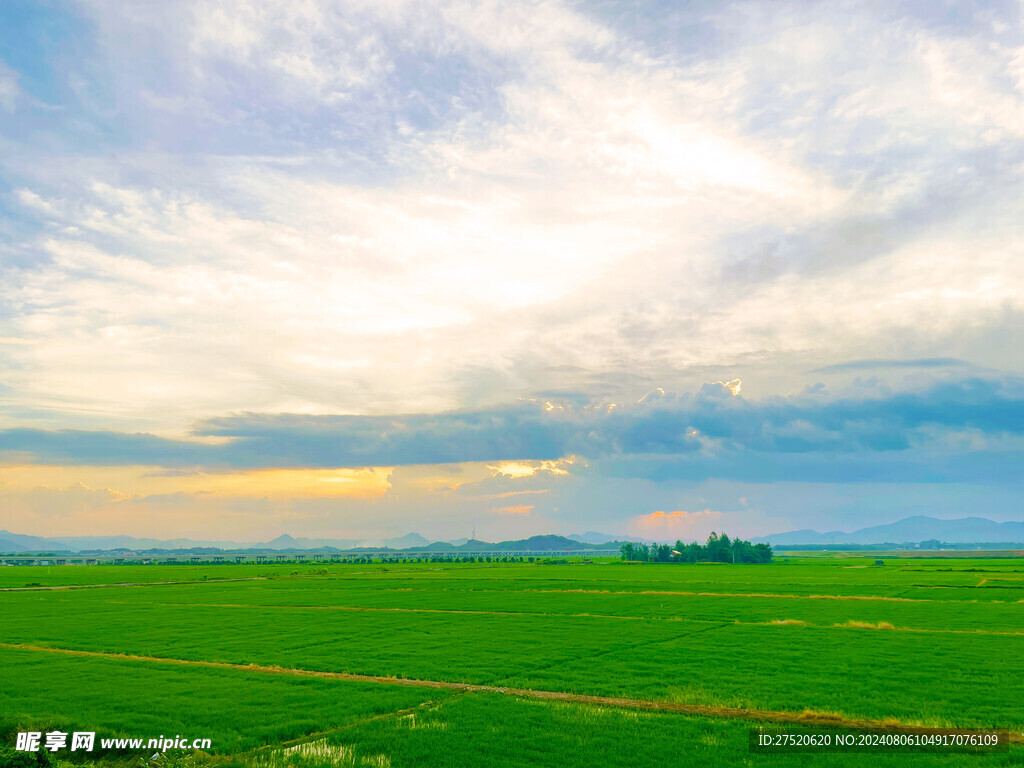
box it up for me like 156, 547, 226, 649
3, 642, 1018, 743
0, 577, 269, 592
134, 601, 1024, 636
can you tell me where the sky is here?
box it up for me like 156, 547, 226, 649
0, 0, 1021, 544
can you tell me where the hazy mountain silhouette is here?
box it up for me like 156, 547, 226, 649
755, 516, 1024, 545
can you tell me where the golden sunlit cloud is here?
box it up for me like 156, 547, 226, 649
716, 378, 742, 396
637, 387, 666, 404
491, 462, 538, 478
491, 489, 550, 499
494, 505, 534, 516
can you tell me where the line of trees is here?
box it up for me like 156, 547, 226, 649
620, 532, 772, 564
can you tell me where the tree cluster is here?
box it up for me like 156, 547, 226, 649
620, 532, 772, 564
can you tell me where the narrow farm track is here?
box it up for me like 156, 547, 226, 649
3, 642, 1019, 743
136, 601, 1024, 636
0, 577, 269, 592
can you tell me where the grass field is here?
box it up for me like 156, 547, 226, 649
1, 557, 1021, 766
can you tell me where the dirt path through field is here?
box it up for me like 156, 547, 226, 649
3, 642, 1018, 743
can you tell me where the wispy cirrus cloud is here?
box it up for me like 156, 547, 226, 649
2, 1, 1020, 431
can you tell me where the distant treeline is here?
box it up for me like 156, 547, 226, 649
621, 532, 772, 563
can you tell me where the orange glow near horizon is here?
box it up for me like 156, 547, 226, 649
0, 456, 579, 539
628, 508, 723, 538
0, 464, 393, 500
0, 456, 578, 501
200, 467, 393, 499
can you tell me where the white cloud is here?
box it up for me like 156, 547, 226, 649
0, 0, 1020, 435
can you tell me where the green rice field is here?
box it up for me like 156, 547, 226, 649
1, 557, 1022, 766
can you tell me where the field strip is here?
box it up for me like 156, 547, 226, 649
379, 585, 1024, 604
134, 601, 1024, 636
0, 577, 268, 592
371, 587, 951, 602
495, 622, 730, 685
529, 588, 937, 602
523, 587, 1024, 603
3, 642, 1019, 742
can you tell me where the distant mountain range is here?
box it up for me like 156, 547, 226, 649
4, 517, 1020, 555
255, 533, 433, 551
0, 530, 626, 554
754, 516, 1024, 545
399, 535, 618, 553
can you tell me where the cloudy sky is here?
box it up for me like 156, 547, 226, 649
0, 0, 1021, 543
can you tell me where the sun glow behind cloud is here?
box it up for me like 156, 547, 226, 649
490, 459, 574, 478
717, 379, 742, 396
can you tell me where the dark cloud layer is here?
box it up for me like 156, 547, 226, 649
1, 377, 1021, 486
